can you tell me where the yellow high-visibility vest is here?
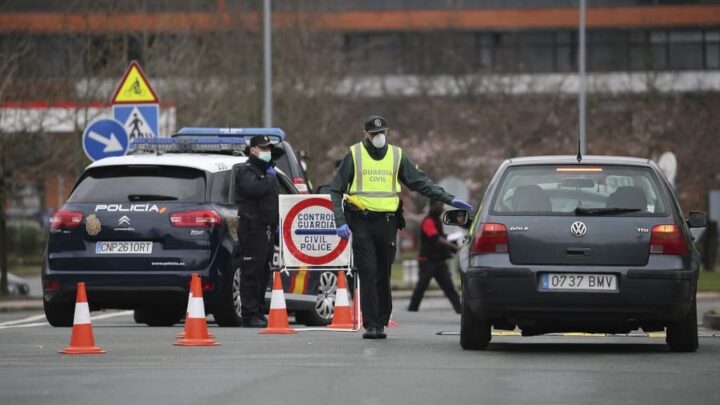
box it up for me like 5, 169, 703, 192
348, 142, 402, 212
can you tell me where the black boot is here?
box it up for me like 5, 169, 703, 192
363, 327, 378, 339
376, 326, 387, 339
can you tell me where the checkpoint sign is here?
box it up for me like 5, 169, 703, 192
280, 195, 350, 268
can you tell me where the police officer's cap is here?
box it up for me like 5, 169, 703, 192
249, 135, 272, 148
364, 115, 388, 133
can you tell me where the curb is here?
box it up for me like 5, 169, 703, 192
0, 299, 43, 313
702, 310, 720, 331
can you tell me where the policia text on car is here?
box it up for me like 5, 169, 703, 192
330, 116, 473, 339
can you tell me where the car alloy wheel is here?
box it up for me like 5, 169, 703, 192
314, 271, 337, 321
232, 266, 242, 316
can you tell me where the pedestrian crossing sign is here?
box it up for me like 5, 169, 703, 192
112, 104, 159, 139
111, 60, 159, 104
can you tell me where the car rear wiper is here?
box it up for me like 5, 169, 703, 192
128, 194, 178, 201
574, 207, 642, 215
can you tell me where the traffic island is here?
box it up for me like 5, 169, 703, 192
703, 310, 720, 331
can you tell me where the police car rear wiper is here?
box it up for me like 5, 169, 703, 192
128, 194, 178, 201
574, 207, 642, 216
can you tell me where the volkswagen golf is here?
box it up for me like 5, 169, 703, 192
445, 156, 706, 352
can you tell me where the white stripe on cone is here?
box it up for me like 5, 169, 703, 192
335, 288, 349, 307
73, 302, 91, 325
184, 292, 191, 314
270, 289, 286, 309
188, 296, 206, 318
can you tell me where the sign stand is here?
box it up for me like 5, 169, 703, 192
277, 195, 359, 332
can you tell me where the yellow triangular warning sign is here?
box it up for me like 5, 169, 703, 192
111, 61, 159, 104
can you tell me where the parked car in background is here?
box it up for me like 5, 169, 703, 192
445, 155, 706, 352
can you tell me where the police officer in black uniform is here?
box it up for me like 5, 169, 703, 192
329, 116, 473, 339
408, 200, 462, 314
234, 135, 281, 327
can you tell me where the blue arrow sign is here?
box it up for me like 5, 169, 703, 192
82, 118, 129, 161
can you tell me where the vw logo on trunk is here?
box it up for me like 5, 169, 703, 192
570, 221, 587, 237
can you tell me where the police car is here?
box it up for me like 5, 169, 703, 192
42, 133, 334, 327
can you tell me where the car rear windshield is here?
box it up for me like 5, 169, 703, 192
491, 165, 668, 216
68, 166, 206, 203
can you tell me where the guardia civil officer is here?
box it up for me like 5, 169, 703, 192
234, 135, 282, 328
329, 116, 473, 339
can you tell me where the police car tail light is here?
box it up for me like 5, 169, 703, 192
50, 210, 84, 230
170, 210, 222, 228
471, 223, 509, 254
650, 224, 688, 255
293, 177, 309, 194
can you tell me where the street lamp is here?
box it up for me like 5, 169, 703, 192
263, 0, 272, 127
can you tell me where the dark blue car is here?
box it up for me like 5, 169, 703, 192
42, 135, 335, 327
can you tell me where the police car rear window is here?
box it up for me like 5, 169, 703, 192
68, 166, 206, 203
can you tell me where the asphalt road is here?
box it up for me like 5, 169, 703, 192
1, 297, 719, 405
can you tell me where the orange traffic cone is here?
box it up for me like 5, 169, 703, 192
177, 283, 213, 339
59, 282, 105, 355
175, 273, 219, 346
387, 312, 399, 327
328, 271, 353, 329
260, 272, 296, 335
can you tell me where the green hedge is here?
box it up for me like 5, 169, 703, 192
6, 225, 46, 258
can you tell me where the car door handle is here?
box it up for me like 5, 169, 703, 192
566, 247, 591, 256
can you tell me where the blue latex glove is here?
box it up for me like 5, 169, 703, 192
266, 166, 277, 176
451, 198, 473, 211
336, 224, 351, 240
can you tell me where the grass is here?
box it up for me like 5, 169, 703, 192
698, 270, 720, 292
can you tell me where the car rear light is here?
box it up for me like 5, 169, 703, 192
293, 177, 309, 194
470, 223, 509, 254
650, 224, 688, 255
49, 210, 84, 230
43, 279, 61, 291
170, 210, 222, 228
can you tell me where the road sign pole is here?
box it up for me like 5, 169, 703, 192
578, 0, 587, 156
263, 0, 272, 127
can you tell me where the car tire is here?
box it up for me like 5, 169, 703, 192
212, 261, 244, 327
135, 307, 183, 327
460, 294, 491, 351
296, 271, 337, 326
666, 300, 699, 352
43, 298, 74, 327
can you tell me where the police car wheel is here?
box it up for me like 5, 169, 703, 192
43, 298, 74, 327
296, 271, 336, 326
213, 262, 243, 327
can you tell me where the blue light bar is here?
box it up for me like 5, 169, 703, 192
175, 127, 286, 142
128, 136, 247, 154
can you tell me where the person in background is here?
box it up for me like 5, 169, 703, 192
408, 200, 462, 314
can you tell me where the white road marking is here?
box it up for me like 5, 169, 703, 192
0, 310, 133, 330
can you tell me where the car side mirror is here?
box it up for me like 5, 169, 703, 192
443, 209, 470, 227
687, 211, 707, 228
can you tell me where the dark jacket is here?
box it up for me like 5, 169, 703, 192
419, 213, 452, 262
329, 139, 455, 227
234, 156, 279, 227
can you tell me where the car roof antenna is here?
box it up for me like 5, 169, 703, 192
576, 133, 582, 162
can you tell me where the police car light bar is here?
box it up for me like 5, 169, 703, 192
174, 127, 286, 143
128, 137, 247, 154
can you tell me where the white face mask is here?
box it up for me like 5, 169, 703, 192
257, 151, 272, 162
370, 133, 386, 148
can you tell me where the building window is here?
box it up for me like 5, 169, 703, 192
705, 30, 720, 69
668, 30, 703, 70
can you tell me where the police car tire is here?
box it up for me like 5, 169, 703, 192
212, 261, 243, 327
295, 309, 331, 327
43, 298, 74, 327
460, 292, 491, 350
666, 300, 699, 352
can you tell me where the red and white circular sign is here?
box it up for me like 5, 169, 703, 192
280, 195, 350, 267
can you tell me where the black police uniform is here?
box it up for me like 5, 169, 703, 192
408, 211, 462, 313
234, 141, 279, 326
329, 116, 456, 337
